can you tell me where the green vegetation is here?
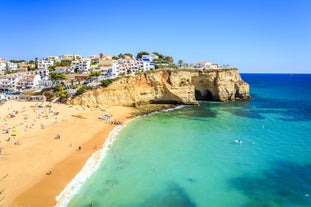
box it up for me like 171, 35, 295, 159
124, 53, 133, 58
76, 85, 92, 95
136, 51, 149, 59
55, 60, 71, 67
52, 83, 70, 102
118, 53, 125, 59
88, 71, 101, 81
151, 52, 174, 67
178, 60, 184, 68
48, 65, 56, 71
50, 72, 67, 86
35, 57, 38, 69
101, 77, 119, 87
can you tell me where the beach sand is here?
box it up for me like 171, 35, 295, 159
0, 100, 134, 207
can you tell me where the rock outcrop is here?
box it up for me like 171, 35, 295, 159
68, 69, 251, 108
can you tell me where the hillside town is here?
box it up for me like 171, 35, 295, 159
0, 52, 231, 100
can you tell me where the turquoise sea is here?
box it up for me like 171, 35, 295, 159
57, 74, 311, 207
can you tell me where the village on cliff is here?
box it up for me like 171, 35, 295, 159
0, 52, 232, 102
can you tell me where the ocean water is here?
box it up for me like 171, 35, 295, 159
60, 74, 311, 207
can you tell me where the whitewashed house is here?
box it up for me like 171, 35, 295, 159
194, 62, 219, 69
47, 56, 60, 62
38, 59, 54, 69
0, 74, 19, 92
16, 74, 41, 91
8, 62, 18, 71
0, 62, 6, 74
111, 57, 151, 77
55, 66, 70, 73
77, 58, 91, 74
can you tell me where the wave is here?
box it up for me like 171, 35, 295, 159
54, 124, 125, 207
161, 105, 185, 112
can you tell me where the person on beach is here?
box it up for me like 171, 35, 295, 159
55, 133, 60, 139
47, 168, 52, 175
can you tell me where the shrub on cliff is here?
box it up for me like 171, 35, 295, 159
101, 77, 120, 87
76, 85, 92, 95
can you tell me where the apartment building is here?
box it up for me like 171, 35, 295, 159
16, 74, 41, 91
76, 59, 91, 74
111, 58, 151, 77
0, 75, 19, 92
38, 59, 54, 69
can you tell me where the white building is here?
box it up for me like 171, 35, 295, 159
111, 58, 151, 77
55, 66, 70, 73
194, 62, 219, 69
71, 58, 91, 74
141, 53, 158, 62
47, 56, 60, 62
16, 74, 41, 91
0, 74, 19, 92
38, 59, 54, 69
0, 62, 6, 74
26, 69, 50, 78
8, 62, 18, 71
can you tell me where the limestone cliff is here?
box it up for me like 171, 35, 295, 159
68, 69, 251, 108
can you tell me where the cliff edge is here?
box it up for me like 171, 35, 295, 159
68, 69, 251, 108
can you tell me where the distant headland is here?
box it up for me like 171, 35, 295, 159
68, 68, 251, 108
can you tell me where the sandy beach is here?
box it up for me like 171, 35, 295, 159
0, 100, 134, 207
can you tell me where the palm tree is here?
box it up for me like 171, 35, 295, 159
99, 53, 103, 60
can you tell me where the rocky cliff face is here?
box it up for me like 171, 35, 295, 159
68, 69, 251, 108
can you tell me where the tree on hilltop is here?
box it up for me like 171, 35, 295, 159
136, 51, 149, 59
178, 60, 184, 68
164, 56, 174, 64
124, 53, 133, 58
35, 57, 38, 69
152, 52, 164, 60
118, 53, 125, 59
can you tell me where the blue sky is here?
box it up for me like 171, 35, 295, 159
1, 0, 310, 73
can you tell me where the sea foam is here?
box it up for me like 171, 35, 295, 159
55, 125, 124, 207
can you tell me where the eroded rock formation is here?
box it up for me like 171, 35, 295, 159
68, 69, 251, 108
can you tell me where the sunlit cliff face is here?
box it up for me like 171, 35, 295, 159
68, 69, 251, 108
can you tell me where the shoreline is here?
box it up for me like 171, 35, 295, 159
54, 104, 183, 206
55, 123, 129, 206
1, 102, 178, 207
0, 100, 134, 207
